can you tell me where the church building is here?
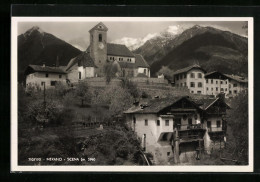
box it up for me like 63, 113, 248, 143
66, 22, 150, 82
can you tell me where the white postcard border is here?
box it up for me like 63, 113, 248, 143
11, 17, 254, 172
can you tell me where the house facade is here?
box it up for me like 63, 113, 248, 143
173, 64, 206, 94
24, 64, 67, 90
124, 95, 229, 164
173, 65, 248, 97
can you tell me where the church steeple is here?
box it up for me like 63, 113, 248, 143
89, 22, 108, 77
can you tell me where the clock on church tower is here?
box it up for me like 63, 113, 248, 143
88, 22, 108, 76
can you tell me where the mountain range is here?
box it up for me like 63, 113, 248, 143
18, 25, 248, 82
18, 26, 82, 81
133, 25, 248, 76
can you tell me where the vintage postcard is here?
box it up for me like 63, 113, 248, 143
11, 17, 253, 172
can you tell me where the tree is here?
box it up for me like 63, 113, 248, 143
156, 66, 174, 81
226, 91, 248, 164
120, 77, 140, 99
104, 62, 120, 84
75, 81, 91, 107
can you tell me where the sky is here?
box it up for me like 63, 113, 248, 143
18, 21, 248, 51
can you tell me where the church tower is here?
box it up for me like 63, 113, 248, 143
89, 22, 108, 76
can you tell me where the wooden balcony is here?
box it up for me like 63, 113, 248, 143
174, 124, 206, 143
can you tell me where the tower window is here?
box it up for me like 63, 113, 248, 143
99, 34, 102, 42
79, 72, 81, 80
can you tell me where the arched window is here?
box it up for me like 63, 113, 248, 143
79, 72, 81, 80
99, 34, 102, 42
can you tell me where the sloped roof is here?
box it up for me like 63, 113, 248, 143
86, 43, 135, 58
25, 65, 66, 75
224, 74, 248, 83
66, 52, 96, 71
190, 95, 230, 110
204, 71, 230, 79
89, 22, 108, 33
124, 96, 188, 114
134, 54, 150, 68
107, 43, 135, 57
174, 64, 206, 75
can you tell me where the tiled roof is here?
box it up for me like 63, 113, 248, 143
134, 54, 150, 68
204, 71, 229, 79
25, 65, 67, 75
174, 64, 206, 75
107, 43, 135, 57
124, 96, 188, 114
190, 95, 230, 110
224, 74, 248, 83
86, 43, 135, 57
66, 52, 96, 71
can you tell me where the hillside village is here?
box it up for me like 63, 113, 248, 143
18, 22, 249, 165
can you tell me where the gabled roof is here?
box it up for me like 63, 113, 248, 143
190, 95, 230, 110
134, 54, 150, 68
124, 96, 191, 114
204, 71, 230, 79
89, 22, 108, 33
66, 52, 97, 71
107, 43, 135, 57
224, 74, 248, 83
25, 65, 67, 75
174, 64, 206, 75
86, 43, 135, 58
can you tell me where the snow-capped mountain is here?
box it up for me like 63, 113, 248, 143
112, 25, 185, 51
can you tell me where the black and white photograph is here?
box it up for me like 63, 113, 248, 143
11, 17, 253, 172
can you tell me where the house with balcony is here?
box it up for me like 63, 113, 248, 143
124, 94, 229, 164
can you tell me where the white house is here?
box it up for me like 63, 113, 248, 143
25, 64, 67, 90
173, 64, 206, 94
124, 95, 229, 164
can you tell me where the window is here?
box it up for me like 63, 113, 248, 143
217, 120, 221, 128
216, 81, 218, 84
144, 69, 146, 74
191, 91, 194, 93
233, 83, 237, 87
190, 82, 195, 87
165, 120, 169, 126
99, 34, 102, 42
226, 81, 228, 84
206, 87, 209, 91
188, 118, 192, 125
221, 88, 224, 91
184, 82, 186, 87
184, 74, 186, 78
198, 82, 202, 87
216, 87, 218, 91
229, 91, 232, 94
45, 73, 49, 78
190, 73, 195, 78
157, 120, 160, 126
211, 79, 213, 84
79, 72, 81, 79
225, 88, 227, 91
50, 81, 56, 86
167, 152, 171, 156
206, 79, 208, 83
59, 74, 62, 78
145, 119, 148, 126
221, 81, 223, 84
197, 91, 201, 94
207, 121, 211, 128
41, 82, 45, 86
234, 90, 237, 94
198, 73, 202, 78
229, 84, 231, 88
